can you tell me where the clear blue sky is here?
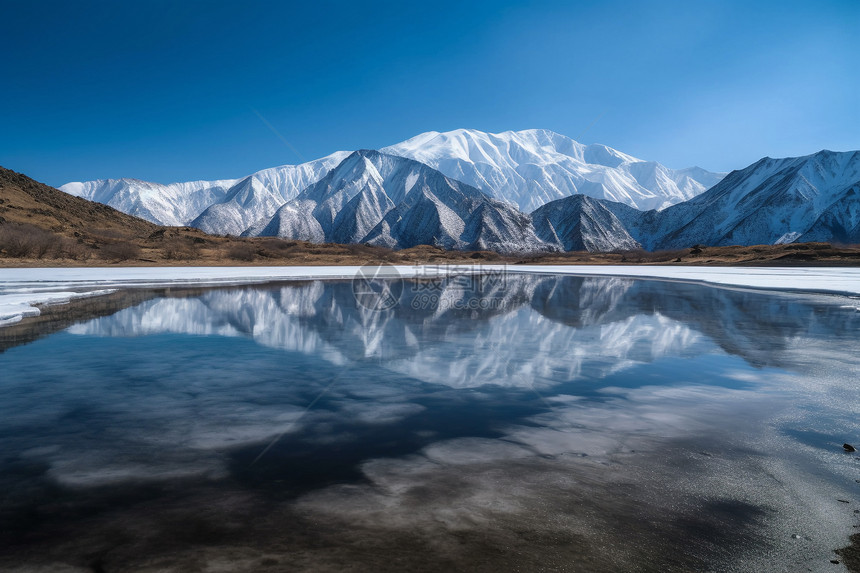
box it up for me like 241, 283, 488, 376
1, 0, 857, 186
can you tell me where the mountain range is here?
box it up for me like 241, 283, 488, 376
59, 129, 860, 252
60, 129, 722, 232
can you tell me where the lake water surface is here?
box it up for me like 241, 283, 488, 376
1, 273, 859, 572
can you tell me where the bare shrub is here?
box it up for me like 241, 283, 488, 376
0, 225, 32, 257
258, 238, 299, 258
99, 241, 141, 261
162, 238, 199, 260
31, 232, 55, 259
226, 243, 256, 261
644, 249, 689, 262
0, 223, 59, 258
615, 248, 690, 263
57, 238, 92, 260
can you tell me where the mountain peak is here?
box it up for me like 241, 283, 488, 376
531, 192, 640, 252
353, 148, 384, 158
382, 128, 722, 212
250, 150, 549, 253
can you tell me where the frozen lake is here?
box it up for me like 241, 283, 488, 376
1, 272, 859, 571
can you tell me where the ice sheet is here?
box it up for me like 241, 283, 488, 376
1, 264, 859, 327
510, 265, 860, 297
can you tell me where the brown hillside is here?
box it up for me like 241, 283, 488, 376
0, 166, 159, 236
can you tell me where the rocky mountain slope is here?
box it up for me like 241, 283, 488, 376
598, 149, 860, 250
246, 150, 553, 254
60, 177, 238, 228
531, 195, 641, 252
189, 152, 351, 236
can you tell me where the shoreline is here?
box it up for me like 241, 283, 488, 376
3, 264, 860, 328
508, 264, 860, 299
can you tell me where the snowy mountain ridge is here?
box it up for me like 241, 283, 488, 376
61, 151, 351, 232
382, 128, 724, 212
245, 150, 555, 254
60, 129, 724, 232
61, 177, 239, 227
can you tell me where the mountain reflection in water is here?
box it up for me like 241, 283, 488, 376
0, 274, 858, 572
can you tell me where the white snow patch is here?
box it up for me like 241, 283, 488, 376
507, 265, 860, 297
403, 170, 419, 193
775, 232, 802, 245
0, 289, 116, 326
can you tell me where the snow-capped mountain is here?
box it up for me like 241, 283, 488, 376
382, 129, 725, 212
246, 150, 553, 254
59, 129, 859, 253
60, 129, 723, 232
60, 151, 350, 230
60, 177, 238, 227
663, 149, 860, 248
190, 152, 350, 235
598, 149, 860, 250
